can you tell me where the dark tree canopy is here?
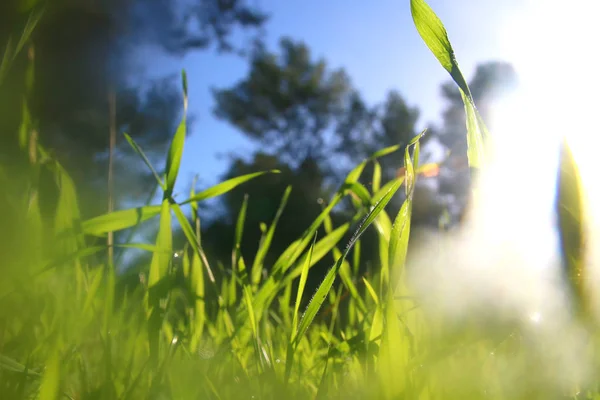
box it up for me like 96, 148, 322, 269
213, 38, 352, 166
0, 0, 267, 216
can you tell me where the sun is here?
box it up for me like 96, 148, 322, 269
480, 0, 600, 225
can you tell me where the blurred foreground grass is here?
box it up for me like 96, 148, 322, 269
0, 0, 596, 399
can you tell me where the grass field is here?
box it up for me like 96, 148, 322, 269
0, 0, 595, 399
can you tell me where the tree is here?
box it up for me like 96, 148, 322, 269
208, 38, 427, 285
0, 0, 268, 217
213, 38, 352, 168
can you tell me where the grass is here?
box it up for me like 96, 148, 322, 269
0, 0, 593, 399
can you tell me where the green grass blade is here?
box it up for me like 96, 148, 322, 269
147, 199, 172, 290
164, 118, 186, 196
285, 232, 318, 384
164, 71, 188, 195
345, 160, 367, 184
410, 0, 486, 168
189, 251, 206, 353
363, 277, 379, 306
379, 292, 409, 398
179, 171, 279, 205
234, 194, 249, 282
81, 205, 162, 236
556, 138, 588, 319
39, 350, 60, 400
251, 186, 292, 287
292, 232, 318, 336
171, 203, 216, 284
294, 178, 403, 346
372, 160, 382, 194
123, 133, 165, 190
409, 0, 470, 97
0, 6, 44, 86
371, 144, 401, 159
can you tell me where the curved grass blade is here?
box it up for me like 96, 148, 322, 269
180, 171, 279, 205
82, 205, 162, 236
409, 0, 470, 97
280, 223, 350, 290
164, 71, 189, 196
171, 203, 216, 284
123, 133, 165, 190
0, 6, 44, 85
285, 232, 318, 384
372, 160, 382, 194
234, 194, 249, 282
294, 177, 403, 346
147, 199, 172, 289
410, 0, 486, 168
556, 137, 588, 320
371, 144, 401, 159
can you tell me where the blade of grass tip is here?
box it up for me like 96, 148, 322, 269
294, 177, 403, 347
123, 133, 165, 189
292, 232, 319, 335
234, 194, 249, 282
352, 238, 361, 275
363, 277, 379, 306
179, 171, 280, 205
370, 144, 401, 159
14, 5, 45, 56
410, 0, 486, 168
372, 160, 382, 194
389, 140, 421, 292
243, 286, 261, 364
181, 69, 188, 112
0, 36, 14, 84
410, 0, 470, 97
171, 203, 217, 284
404, 145, 414, 197
164, 71, 188, 197
346, 160, 368, 184
379, 291, 409, 398
190, 251, 206, 354
252, 186, 292, 287
38, 351, 60, 400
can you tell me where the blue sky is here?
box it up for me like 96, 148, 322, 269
137, 0, 525, 195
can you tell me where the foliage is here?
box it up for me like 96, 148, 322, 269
0, 0, 267, 217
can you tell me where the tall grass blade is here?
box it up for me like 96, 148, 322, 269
147, 199, 172, 290
123, 133, 165, 190
294, 177, 403, 346
164, 70, 188, 196
556, 138, 588, 319
371, 144, 401, 159
410, 0, 486, 168
285, 232, 318, 383
251, 186, 292, 287
180, 171, 279, 205
82, 205, 162, 236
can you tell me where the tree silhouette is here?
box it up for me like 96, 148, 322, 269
0, 0, 267, 217
213, 38, 353, 168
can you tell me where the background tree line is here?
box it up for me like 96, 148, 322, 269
0, 0, 518, 291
